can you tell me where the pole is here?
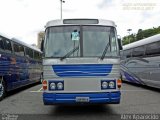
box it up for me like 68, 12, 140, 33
127, 29, 132, 44
60, 0, 62, 19
60, 0, 65, 19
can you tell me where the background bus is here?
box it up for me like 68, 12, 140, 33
0, 33, 42, 100
41, 19, 122, 105
121, 34, 160, 89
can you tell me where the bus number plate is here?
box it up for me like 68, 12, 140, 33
76, 97, 90, 102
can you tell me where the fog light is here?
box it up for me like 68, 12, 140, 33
102, 81, 108, 89
109, 81, 115, 88
50, 83, 56, 90
57, 82, 63, 90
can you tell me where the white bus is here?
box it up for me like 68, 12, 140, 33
121, 34, 160, 89
41, 19, 122, 105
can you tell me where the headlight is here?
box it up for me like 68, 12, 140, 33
102, 81, 108, 89
50, 83, 56, 90
57, 82, 63, 90
109, 81, 115, 88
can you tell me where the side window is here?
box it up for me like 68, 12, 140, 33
132, 46, 145, 57
0, 36, 5, 51
39, 53, 42, 60
19, 45, 25, 56
25, 48, 29, 58
110, 31, 117, 52
30, 49, 33, 58
34, 51, 42, 60
3, 39, 12, 53
123, 49, 132, 58
145, 42, 160, 56
34, 51, 39, 60
26, 48, 33, 58
13, 43, 24, 56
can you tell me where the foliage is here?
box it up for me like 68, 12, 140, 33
122, 26, 160, 45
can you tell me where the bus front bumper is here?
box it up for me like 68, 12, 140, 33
43, 91, 121, 105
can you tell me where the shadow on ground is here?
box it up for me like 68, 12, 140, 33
16, 105, 120, 120
5, 82, 41, 99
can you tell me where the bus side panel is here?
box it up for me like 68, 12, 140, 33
0, 52, 41, 91
0, 52, 14, 90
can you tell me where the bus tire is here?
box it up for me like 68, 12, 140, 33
0, 78, 6, 101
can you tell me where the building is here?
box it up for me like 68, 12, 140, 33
37, 31, 44, 49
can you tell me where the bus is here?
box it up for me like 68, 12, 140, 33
41, 19, 122, 105
121, 34, 160, 89
0, 33, 42, 101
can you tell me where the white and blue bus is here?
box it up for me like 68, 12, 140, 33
121, 34, 160, 89
41, 19, 122, 105
0, 33, 42, 100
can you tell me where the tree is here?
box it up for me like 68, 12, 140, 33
122, 26, 160, 45
136, 29, 143, 40
122, 34, 136, 45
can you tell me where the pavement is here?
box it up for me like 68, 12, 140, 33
0, 82, 160, 120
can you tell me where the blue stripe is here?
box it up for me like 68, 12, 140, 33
123, 71, 142, 84
52, 64, 113, 77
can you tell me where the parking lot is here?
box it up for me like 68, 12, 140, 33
0, 82, 160, 120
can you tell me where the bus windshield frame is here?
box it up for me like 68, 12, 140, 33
44, 25, 119, 58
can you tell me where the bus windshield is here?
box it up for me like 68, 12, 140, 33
44, 25, 118, 58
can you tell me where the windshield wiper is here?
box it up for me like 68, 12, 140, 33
100, 34, 111, 60
60, 46, 79, 61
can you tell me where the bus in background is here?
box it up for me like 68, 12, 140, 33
121, 34, 160, 89
41, 19, 123, 105
0, 33, 42, 101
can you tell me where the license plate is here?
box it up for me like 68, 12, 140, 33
76, 97, 90, 102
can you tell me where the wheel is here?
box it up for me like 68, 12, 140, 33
0, 79, 6, 101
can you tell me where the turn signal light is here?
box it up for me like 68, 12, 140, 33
42, 80, 47, 90
117, 79, 122, 88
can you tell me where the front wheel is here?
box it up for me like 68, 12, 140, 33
0, 79, 6, 101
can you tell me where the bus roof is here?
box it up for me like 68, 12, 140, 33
0, 32, 41, 53
123, 34, 160, 50
45, 19, 116, 28
12, 38, 42, 53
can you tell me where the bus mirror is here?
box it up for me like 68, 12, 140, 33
41, 40, 44, 52
118, 38, 123, 50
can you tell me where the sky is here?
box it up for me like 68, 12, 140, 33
0, 0, 160, 45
